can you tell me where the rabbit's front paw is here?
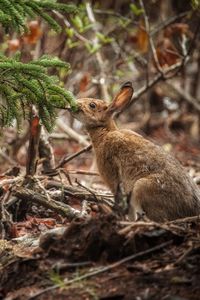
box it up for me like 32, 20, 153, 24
135, 210, 148, 221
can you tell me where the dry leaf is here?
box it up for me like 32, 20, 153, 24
23, 20, 42, 45
8, 39, 20, 51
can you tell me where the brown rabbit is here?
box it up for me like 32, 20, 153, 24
68, 82, 200, 222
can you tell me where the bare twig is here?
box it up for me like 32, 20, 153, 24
56, 118, 89, 146
39, 128, 55, 173
139, 0, 163, 74
75, 178, 98, 201
175, 245, 194, 265
167, 215, 200, 225
35, 177, 52, 202
56, 144, 92, 169
60, 169, 73, 186
166, 82, 200, 112
0, 148, 17, 166
67, 169, 99, 176
12, 187, 80, 220
80, 200, 90, 218
45, 180, 114, 206
0, 177, 22, 188
53, 10, 90, 44
151, 11, 190, 36
130, 61, 182, 105
86, 1, 110, 101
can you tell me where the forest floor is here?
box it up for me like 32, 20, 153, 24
0, 125, 200, 300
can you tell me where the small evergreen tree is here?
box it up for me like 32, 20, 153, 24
0, 0, 78, 131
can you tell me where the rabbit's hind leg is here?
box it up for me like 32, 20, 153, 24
129, 176, 162, 222
128, 186, 145, 221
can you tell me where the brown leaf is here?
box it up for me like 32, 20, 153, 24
164, 23, 191, 38
23, 20, 42, 45
79, 73, 90, 92
156, 38, 180, 67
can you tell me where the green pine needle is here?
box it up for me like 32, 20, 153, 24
0, 0, 78, 33
0, 56, 77, 131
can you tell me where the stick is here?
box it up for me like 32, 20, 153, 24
85, 1, 110, 101
12, 187, 80, 220
45, 180, 114, 206
67, 170, 99, 176
166, 82, 200, 112
167, 215, 200, 225
56, 144, 92, 169
56, 118, 89, 146
139, 0, 163, 75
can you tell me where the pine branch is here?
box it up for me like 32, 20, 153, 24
0, 56, 77, 131
0, 0, 78, 33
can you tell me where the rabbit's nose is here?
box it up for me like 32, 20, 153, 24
65, 106, 81, 113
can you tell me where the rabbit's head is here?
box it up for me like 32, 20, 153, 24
69, 82, 133, 128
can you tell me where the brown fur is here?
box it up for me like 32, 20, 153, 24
70, 83, 200, 222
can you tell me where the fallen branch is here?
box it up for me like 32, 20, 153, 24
67, 169, 99, 176
12, 187, 80, 220
45, 180, 114, 207
0, 177, 22, 188
167, 215, 200, 225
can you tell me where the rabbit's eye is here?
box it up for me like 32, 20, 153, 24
89, 102, 96, 109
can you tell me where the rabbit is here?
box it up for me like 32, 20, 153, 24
68, 82, 200, 222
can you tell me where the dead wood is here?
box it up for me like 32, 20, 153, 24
45, 180, 114, 206
12, 187, 80, 220
38, 129, 55, 174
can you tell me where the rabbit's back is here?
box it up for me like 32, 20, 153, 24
93, 129, 200, 220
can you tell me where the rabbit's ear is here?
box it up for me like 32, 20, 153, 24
107, 82, 133, 114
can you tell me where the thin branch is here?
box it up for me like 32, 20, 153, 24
139, 0, 163, 75
75, 178, 98, 202
167, 215, 200, 225
166, 82, 200, 112
151, 11, 190, 36
130, 61, 182, 105
56, 118, 89, 146
45, 180, 114, 206
56, 144, 92, 169
67, 169, 99, 176
53, 10, 90, 44
85, 1, 110, 101
0, 148, 17, 166
12, 187, 80, 220
0, 177, 22, 188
